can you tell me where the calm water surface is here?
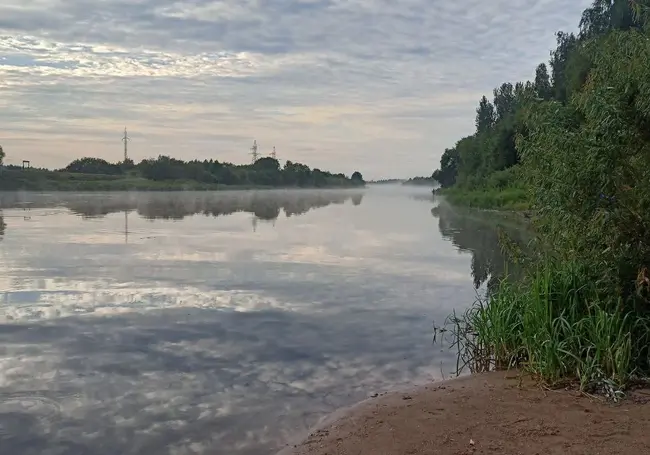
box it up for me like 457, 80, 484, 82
0, 187, 523, 455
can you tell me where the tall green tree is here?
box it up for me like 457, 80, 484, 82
485, 118, 518, 171
0, 145, 4, 166
252, 157, 281, 172
455, 135, 484, 185
550, 31, 578, 103
579, 0, 645, 39
432, 147, 459, 188
493, 83, 516, 120
475, 96, 496, 134
66, 157, 122, 175
534, 63, 553, 100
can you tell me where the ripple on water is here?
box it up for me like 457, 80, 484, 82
0, 392, 63, 440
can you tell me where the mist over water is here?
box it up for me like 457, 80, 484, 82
0, 187, 523, 455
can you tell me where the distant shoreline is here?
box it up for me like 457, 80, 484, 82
0, 184, 366, 192
0, 158, 366, 192
0, 170, 366, 192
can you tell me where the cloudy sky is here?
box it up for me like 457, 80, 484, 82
0, 0, 591, 179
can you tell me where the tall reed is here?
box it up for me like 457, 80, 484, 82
449, 259, 650, 398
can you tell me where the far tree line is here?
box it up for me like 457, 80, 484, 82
0, 150, 365, 188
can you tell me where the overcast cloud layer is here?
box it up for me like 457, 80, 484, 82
0, 0, 591, 178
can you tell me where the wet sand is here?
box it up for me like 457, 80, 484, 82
278, 372, 650, 455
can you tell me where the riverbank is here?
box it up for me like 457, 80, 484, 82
434, 186, 530, 211
279, 372, 650, 455
0, 169, 364, 191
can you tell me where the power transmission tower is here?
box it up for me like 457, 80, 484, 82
271, 146, 276, 160
122, 127, 130, 162
250, 140, 258, 163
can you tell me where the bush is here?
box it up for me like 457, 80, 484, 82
519, 28, 650, 298
440, 186, 530, 211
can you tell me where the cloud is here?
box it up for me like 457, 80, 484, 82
0, 0, 593, 177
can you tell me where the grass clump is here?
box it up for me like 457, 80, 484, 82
440, 186, 530, 211
434, 166, 531, 211
451, 259, 650, 398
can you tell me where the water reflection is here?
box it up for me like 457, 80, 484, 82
0, 190, 364, 224
431, 202, 530, 290
0, 188, 486, 455
0, 212, 5, 240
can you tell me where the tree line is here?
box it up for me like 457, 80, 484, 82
402, 176, 436, 186
440, 1, 650, 391
2, 153, 365, 188
433, 0, 650, 287
433, 0, 649, 195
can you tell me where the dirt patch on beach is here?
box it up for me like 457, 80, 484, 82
278, 372, 650, 455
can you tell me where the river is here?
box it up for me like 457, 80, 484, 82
0, 187, 525, 455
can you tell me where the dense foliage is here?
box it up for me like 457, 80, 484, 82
402, 176, 436, 186
0, 154, 364, 190
433, 1, 650, 207
444, 0, 650, 393
64, 155, 363, 188
520, 26, 650, 295
367, 179, 404, 184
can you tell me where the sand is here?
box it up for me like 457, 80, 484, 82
278, 372, 650, 455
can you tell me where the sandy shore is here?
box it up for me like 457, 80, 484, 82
278, 372, 650, 455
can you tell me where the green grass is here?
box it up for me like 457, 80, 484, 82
448, 259, 650, 399
437, 186, 530, 211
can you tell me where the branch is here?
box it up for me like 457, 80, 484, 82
630, 0, 650, 25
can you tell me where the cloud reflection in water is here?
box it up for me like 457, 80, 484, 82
0, 189, 500, 454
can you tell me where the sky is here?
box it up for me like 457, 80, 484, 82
0, 0, 592, 179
